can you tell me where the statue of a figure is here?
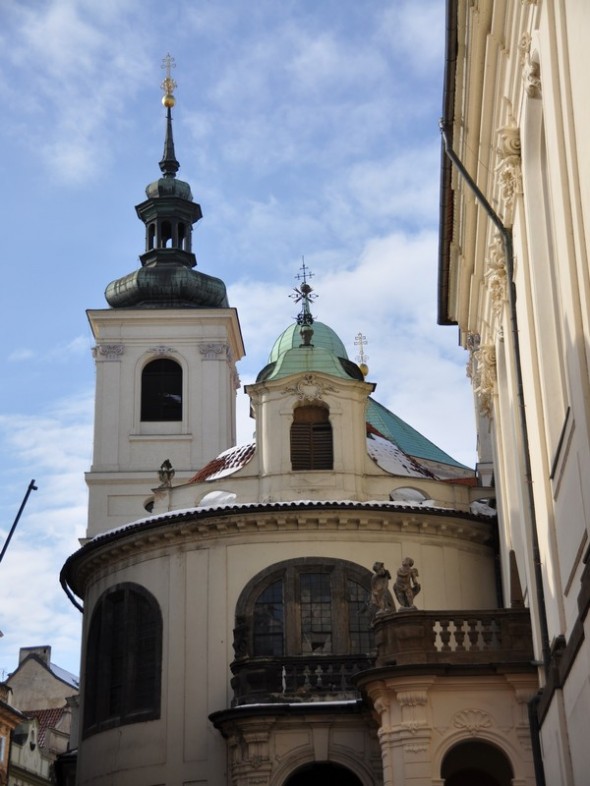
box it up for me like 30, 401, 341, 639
370, 561, 394, 617
158, 459, 175, 488
393, 557, 421, 609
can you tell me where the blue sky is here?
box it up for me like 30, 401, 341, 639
0, 0, 474, 678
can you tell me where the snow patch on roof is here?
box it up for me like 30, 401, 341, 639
190, 443, 255, 482
367, 432, 434, 478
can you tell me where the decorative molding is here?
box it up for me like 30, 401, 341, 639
467, 336, 496, 418
518, 33, 531, 66
199, 342, 229, 360
400, 720, 425, 735
496, 125, 522, 221
93, 344, 124, 360
404, 743, 428, 754
149, 345, 176, 355
282, 374, 335, 401
396, 690, 428, 708
452, 708, 493, 736
524, 57, 542, 99
484, 234, 507, 319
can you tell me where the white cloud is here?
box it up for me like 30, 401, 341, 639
0, 392, 92, 676
1, 0, 154, 184
8, 349, 35, 362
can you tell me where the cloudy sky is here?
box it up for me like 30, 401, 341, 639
0, 0, 475, 678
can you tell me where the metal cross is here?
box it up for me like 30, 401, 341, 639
161, 53, 177, 96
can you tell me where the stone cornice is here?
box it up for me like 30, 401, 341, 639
61, 501, 495, 599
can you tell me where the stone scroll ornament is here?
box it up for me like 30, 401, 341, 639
393, 557, 421, 609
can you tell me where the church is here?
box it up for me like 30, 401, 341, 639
60, 50, 539, 786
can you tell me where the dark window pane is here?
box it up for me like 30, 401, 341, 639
300, 573, 332, 653
83, 584, 162, 736
141, 359, 182, 421
347, 579, 372, 653
253, 580, 284, 656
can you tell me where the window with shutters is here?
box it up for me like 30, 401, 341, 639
83, 583, 162, 737
290, 404, 333, 470
235, 558, 374, 658
141, 358, 182, 421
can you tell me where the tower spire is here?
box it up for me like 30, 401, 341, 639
290, 259, 317, 346
160, 53, 179, 178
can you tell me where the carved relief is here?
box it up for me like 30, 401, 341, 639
524, 57, 542, 99
149, 345, 176, 355
518, 33, 531, 66
396, 690, 428, 708
282, 374, 335, 401
93, 344, 124, 360
452, 708, 493, 735
484, 234, 507, 319
467, 335, 496, 418
496, 125, 522, 220
199, 342, 229, 360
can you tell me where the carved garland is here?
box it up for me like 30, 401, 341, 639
93, 344, 124, 360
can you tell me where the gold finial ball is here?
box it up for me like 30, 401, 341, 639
162, 93, 176, 108
359, 363, 369, 378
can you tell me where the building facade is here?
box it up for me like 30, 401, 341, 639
5, 647, 79, 786
439, 1, 590, 784
62, 63, 541, 785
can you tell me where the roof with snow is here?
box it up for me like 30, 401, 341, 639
366, 397, 468, 469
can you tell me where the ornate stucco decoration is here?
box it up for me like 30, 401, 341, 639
282, 374, 335, 401
149, 345, 176, 355
93, 344, 124, 360
496, 125, 522, 222
524, 57, 542, 99
518, 33, 531, 66
452, 708, 493, 736
519, 33, 542, 98
199, 342, 229, 360
467, 335, 496, 418
484, 234, 507, 320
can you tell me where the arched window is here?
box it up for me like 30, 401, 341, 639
235, 558, 373, 658
83, 583, 162, 736
290, 405, 333, 470
147, 223, 156, 250
285, 762, 363, 786
160, 220, 172, 248
441, 740, 513, 786
141, 359, 182, 421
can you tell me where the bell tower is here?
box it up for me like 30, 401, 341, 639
86, 56, 244, 537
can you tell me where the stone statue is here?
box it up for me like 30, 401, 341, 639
370, 562, 395, 616
158, 458, 175, 488
393, 557, 421, 609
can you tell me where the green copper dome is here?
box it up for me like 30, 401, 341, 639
268, 322, 348, 363
258, 321, 363, 383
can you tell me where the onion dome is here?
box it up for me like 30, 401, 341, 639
105, 55, 229, 310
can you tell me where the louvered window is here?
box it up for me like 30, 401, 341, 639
83, 584, 162, 736
290, 405, 333, 470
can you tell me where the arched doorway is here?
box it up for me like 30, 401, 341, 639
441, 740, 513, 786
284, 761, 363, 786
